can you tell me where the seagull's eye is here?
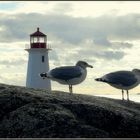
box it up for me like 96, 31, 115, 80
82, 62, 86, 65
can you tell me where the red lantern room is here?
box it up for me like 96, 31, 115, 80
30, 27, 47, 48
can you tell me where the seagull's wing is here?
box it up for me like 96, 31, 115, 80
103, 71, 138, 86
49, 66, 82, 81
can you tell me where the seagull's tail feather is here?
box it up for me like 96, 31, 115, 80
39, 72, 49, 79
95, 78, 108, 83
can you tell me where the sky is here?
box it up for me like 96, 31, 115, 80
1, 1, 140, 97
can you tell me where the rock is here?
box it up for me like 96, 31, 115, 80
0, 83, 140, 138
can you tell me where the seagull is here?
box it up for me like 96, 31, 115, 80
95, 69, 140, 101
40, 61, 93, 93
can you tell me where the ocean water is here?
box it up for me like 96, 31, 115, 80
94, 93, 140, 103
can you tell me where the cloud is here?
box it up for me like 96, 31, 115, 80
51, 2, 73, 15
93, 36, 111, 47
0, 12, 137, 70
110, 41, 133, 49
73, 47, 125, 61
0, 13, 139, 44
95, 51, 125, 60
0, 59, 26, 67
0, 73, 26, 86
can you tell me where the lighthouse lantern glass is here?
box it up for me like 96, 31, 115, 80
30, 36, 46, 48
30, 28, 47, 48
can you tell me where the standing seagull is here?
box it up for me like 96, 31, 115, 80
40, 61, 93, 93
95, 69, 140, 101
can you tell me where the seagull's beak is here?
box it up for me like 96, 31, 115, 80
87, 64, 93, 68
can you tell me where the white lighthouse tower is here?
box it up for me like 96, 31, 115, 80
25, 27, 51, 91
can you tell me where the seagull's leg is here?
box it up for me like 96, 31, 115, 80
71, 85, 73, 94
69, 85, 72, 94
127, 90, 129, 101
69, 85, 73, 94
69, 85, 71, 93
122, 89, 124, 100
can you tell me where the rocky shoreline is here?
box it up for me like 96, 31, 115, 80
0, 84, 140, 138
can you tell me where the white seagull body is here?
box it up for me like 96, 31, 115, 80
95, 69, 140, 101
40, 61, 93, 93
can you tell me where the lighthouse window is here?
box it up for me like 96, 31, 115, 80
42, 56, 45, 62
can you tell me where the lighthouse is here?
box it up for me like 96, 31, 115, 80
25, 27, 51, 91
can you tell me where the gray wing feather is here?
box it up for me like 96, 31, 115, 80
50, 66, 82, 81
103, 71, 137, 86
